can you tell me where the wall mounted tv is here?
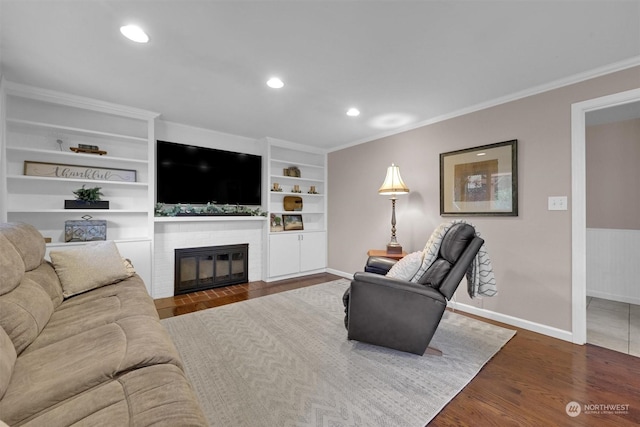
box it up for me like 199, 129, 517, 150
156, 140, 262, 206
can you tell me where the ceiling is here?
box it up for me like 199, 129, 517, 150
1, 1, 639, 150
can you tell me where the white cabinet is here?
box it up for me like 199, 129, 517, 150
265, 138, 327, 280
1, 82, 158, 281
299, 231, 327, 272
269, 231, 326, 278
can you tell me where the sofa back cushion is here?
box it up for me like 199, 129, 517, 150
0, 222, 45, 272
0, 233, 24, 296
25, 262, 64, 308
0, 326, 16, 400
0, 277, 54, 355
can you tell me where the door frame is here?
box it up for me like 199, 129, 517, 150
571, 87, 640, 344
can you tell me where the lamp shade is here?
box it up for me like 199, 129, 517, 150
378, 164, 409, 195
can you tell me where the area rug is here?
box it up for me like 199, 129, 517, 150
161, 279, 516, 426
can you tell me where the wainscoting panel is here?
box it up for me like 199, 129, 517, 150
586, 228, 640, 305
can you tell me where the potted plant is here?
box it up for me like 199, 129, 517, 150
64, 185, 109, 209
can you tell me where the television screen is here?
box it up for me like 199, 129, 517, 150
156, 140, 262, 205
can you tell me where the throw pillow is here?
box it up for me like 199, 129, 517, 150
123, 258, 136, 278
50, 241, 129, 298
386, 251, 424, 281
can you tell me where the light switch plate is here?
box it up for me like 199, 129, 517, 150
548, 196, 568, 211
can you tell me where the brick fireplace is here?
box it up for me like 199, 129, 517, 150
153, 219, 265, 298
174, 244, 248, 295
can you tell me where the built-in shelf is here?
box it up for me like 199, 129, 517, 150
8, 209, 148, 214
270, 158, 324, 169
6, 147, 148, 165
269, 174, 324, 183
46, 237, 152, 248
266, 138, 327, 281
2, 81, 158, 255
154, 216, 267, 223
6, 118, 148, 143
6, 175, 148, 187
269, 210, 323, 215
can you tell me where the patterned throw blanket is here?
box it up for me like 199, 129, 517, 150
410, 220, 497, 298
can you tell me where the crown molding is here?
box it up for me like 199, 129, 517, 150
329, 56, 640, 153
3, 81, 160, 120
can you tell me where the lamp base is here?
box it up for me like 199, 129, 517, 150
386, 243, 403, 254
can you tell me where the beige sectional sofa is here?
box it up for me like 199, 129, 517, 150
0, 222, 207, 426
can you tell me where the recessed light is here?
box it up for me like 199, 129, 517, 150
120, 25, 149, 43
346, 108, 360, 117
477, 152, 486, 156
267, 77, 284, 89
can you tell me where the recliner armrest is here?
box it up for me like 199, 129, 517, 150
364, 256, 397, 275
352, 272, 447, 304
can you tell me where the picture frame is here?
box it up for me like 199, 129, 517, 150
24, 161, 137, 183
440, 140, 518, 216
282, 214, 304, 231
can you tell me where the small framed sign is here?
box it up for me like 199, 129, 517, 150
24, 161, 137, 183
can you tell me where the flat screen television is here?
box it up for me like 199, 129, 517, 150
156, 140, 262, 206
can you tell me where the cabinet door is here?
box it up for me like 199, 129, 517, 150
269, 233, 301, 277
299, 231, 326, 272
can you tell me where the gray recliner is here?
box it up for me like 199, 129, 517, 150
343, 223, 484, 355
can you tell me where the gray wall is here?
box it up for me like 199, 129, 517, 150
586, 118, 640, 230
327, 66, 640, 332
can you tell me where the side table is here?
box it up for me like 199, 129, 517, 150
367, 249, 407, 260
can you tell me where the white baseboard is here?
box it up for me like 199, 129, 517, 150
265, 268, 327, 283
448, 301, 574, 342
587, 290, 640, 306
326, 268, 353, 279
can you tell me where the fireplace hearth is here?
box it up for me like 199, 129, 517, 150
174, 244, 248, 295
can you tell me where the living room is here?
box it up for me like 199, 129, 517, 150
1, 1, 639, 426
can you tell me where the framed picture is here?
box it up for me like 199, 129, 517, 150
440, 140, 518, 216
24, 161, 137, 183
282, 214, 304, 231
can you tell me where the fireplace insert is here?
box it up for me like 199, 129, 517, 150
174, 244, 248, 295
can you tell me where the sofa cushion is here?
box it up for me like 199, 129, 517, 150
0, 222, 45, 272
24, 277, 158, 354
0, 326, 16, 400
50, 241, 129, 298
0, 277, 54, 355
11, 365, 207, 427
0, 317, 184, 425
0, 233, 24, 296
386, 251, 423, 281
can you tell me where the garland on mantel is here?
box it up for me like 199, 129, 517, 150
154, 203, 267, 217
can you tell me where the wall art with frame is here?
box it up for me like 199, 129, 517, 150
440, 140, 518, 216
282, 214, 304, 231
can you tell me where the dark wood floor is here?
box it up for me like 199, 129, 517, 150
154, 273, 640, 426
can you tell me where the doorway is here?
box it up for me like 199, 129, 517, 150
571, 88, 640, 346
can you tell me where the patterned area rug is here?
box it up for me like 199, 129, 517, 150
161, 279, 515, 426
